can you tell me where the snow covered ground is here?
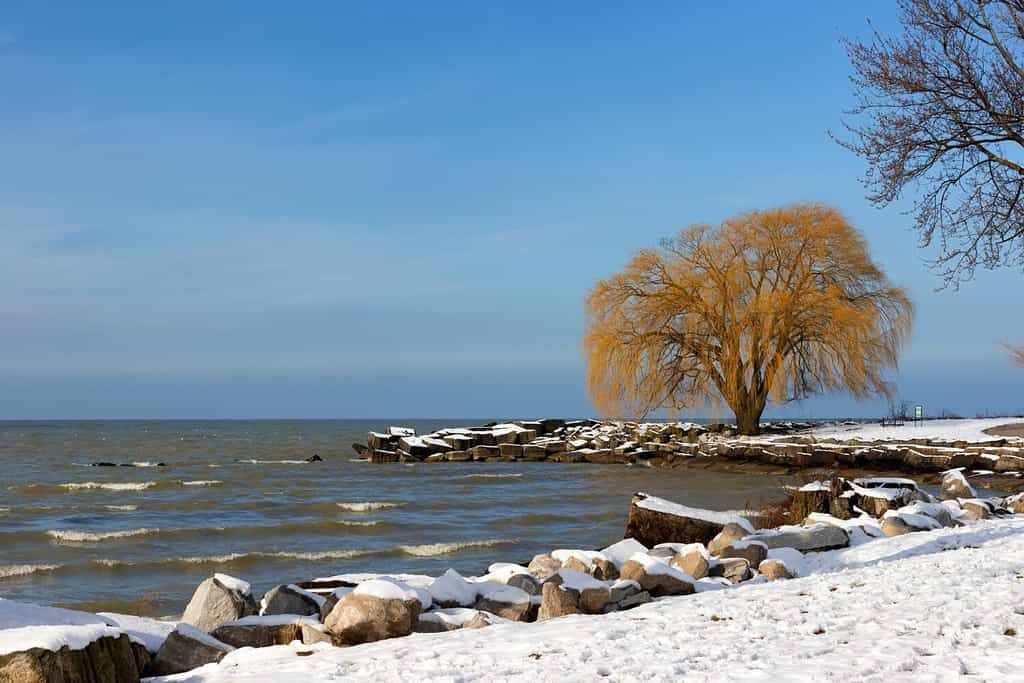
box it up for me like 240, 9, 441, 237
807, 417, 1024, 443
150, 516, 1024, 683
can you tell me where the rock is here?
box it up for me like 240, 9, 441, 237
608, 579, 642, 603
561, 556, 589, 574
319, 588, 352, 621
300, 621, 333, 645
323, 580, 422, 646
474, 584, 531, 622
709, 557, 751, 584
880, 515, 915, 536
536, 582, 581, 621
413, 608, 501, 633
1011, 494, 1024, 514
601, 538, 649, 568
960, 499, 993, 520
261, 584, 321, 617
617, 591, 652, 610
670, 544, 711, 580
210, 616, 304, 648
527, 554, 562, 579
747, 524, 849, 552
0, 634, 144, 683
707, 523, 752, 556
625, 492, 753, 548
150, 625, 234, 677
940, 469, 976, 500
899, 502, 958, 528
428, 569, 478, 608
180, 574, 258, 633
544, 569, 611, 614
305, 454, 323, 462
507, 573, 542, 596
758, 559, 794, 580
351, 442, 369, 458
717, 539, 768, 567
618, 554, 695, 596
591, 558, 619, 580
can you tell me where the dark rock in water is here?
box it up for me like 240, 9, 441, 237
0, 633, 145, 683
305, 454, 323, 462
351, 442, 370, 457
91, 462, 118, 467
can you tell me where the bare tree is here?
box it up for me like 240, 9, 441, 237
584, 204, 914, 435
1007, 343, 1024, 365
837, 0, 1024, 285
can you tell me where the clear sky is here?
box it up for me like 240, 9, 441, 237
1, 1, 1022, 420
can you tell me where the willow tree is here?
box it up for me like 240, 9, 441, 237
584, 203, 914, 435
1009, 345, 1024, 367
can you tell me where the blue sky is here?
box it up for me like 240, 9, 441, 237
1, 1, 1022, 419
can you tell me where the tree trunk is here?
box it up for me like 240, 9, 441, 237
734, 401, 765, 436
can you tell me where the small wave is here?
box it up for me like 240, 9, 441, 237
181, 480, 222, 487
337, 501, 404, 512
128, 462, 163, 468
47, 528, 157, 543
60, 482, 157, 492
0, 563, 61, 578
454, 473, 524, 480
335, 520, 383, 528
0, 507, 9, 514
397, 539, 514, 557
105, 505, 138, 511
237, 459, 311, 465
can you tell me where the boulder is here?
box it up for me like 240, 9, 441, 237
413, 608, 501, 633
1011, 494, 1024, 514
707, 523, 752, 556
881, 511, 940, 536
709, 557, 752, 584
607, 579, 642, 604
323, 580, 422, 645
474, 584, 531, 622
880, 515, 915, 536
717, 540, 768, 567
527, 554, 562, 579
210, 615, 309, 649
149, 625, 233, 677
180, 574, 258, 633
960, 499, 993, 520
536, 582, 580, 621
940, 470, 976, 501
300, 621, 333, 645
428, 569, 478, 608
625, 493, 753, 548
261, 584, 321, 617
0, 634, 144, 683
507, 573, 542, 596
319, 588, 352, 621
618, 554, 695, 596
601, 538, 649, 568
669, 544, 711, 580
747, 524, 849, 552
544, 569, 611, 614
758, 558, 794, 580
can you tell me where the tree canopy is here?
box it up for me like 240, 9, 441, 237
584, 204, 914, 435
838, 0, 1024, 285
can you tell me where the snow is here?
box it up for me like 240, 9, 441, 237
550, 568, 606, 592
475, 583, 530, 605
809, 417, 1023, 443
627, 552, 695, 582
214, 573, 252, 596
353, 579, 421, 603
654, 542, 710, 559
97, 612, 176, 652
884, 510, 943, 531
942, 469, 977, 498
764, 547, 806, 577
175, 623, 234, 651
798, 481, 830, 492
481, 563, 530, 584
634, 493, 755, 534
550, 549, 607, 569
146, 517, 1024, 682
0, 599, 121, 656
417, 608, 484, 629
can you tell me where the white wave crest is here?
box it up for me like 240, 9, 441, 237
47, 528, 157, 543
335, 520, 382, 528
181, 480, 222, 487
337, 501, 404, 512
454, 473, 524, 480
128, 462, 163, 468
60, 482, 156, 491
0, 563, 61, 578
104, 505, 138, 511
238, 459, 310, 465
397, 539, 514, 557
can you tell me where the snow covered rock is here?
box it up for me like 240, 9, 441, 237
669, 544, 711, 579
96, 612, 176, 655
758, 558, 794, 580
150, 624, 233, 677
709, 557, 752, 584
708, 523, 753, 556
209, 615, 310, 648
626, 492, 754, 548
428, 569, 478, 608
536, 582, 580, 621
414, 609, 499, 633
619, 553, 696, 596
747, 523, 849, 552
544, 569, 611, 614
319, 587, 353, 621
1010, 493, 1024, 514
474, 584, 531, 622
716, 539, 768, 566
960, 499, 994, 520
881, 511, 941, 536
601, 538, 648, 568
260, 584, 322, 617
940, 469, 976, 500
323, 580, 423, 646
180, 573, 258, 633
507, 573, 542, 595
527, 553, 561, 579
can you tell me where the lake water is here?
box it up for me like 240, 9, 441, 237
0, 420, 795, 617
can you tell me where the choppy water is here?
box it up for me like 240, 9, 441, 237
0, 420, 794, 616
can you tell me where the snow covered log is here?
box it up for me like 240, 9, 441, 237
625, 492, 755, 547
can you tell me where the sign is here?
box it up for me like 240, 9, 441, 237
914, 405, 923, 419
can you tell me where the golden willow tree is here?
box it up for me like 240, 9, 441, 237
584, 204, 914, 435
